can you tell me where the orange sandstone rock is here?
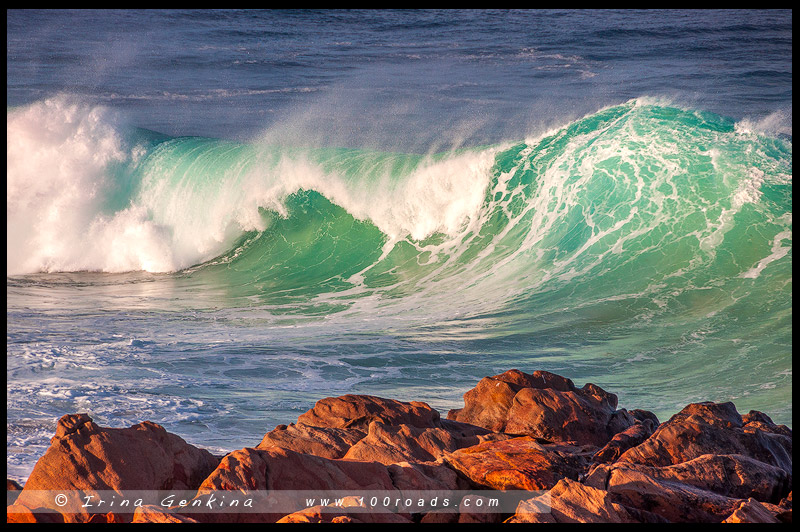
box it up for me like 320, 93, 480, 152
591, 419, 656, 464
617, 402, 792, 473
297, 394, 441, 430
447, 369, 636, 447
444, 436, 591, 491
11, 413, 219, 523
342, 421, 481, 465
256, 423, 366, 459
722, 498, 784, 523
505, 478, 665, 523
586, 453, 791, 504
131, 505, 199, 523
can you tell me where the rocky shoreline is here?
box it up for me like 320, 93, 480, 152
6, 369, 792, 523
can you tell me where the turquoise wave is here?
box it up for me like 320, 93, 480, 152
7, 98, 793, 323
118, 101, 791, 318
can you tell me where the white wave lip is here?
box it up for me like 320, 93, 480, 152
7, 95, 499, 276
7, 96, 179, 274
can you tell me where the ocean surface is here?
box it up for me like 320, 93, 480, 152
7, 10, 792, 482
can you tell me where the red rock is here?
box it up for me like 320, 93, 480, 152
443, 436, 591, 491
439, 418, 495, 438
722, 498, 783, 523
194, 446, 403, 522
743, 410, 794, 437
447, 369, 635, 447
447, 375, 519, 433
199, 446, 465, 494
330, 516, 357, 523
131, 505, 199, 523
255, 412, 496, 464
86, 511, 131, 523
583, 465, 744, 522
194, 443, 471, 523
777, 493, 792, 522
386, 461, 470, 520
297, 394, 440, 430
277, 510, 360, 523
276, 496, 412, 523
6, 479, 23, 509
342, 421, 482, 465
780, 491, 792, 509
505, 498, 557, 523
457, 494, 504, 523
505, 478, 665, 523
12, 413, 219, 523
591, 420, 656, 464
386, 461, 467, 491
276, 508, 408, 523
54, 412, 93, 438
419, 508, 459, 523
447, 369, 578, 432
617, 402, 792, 474
586, 453, 791, 504
7, 503, 65, 523
628, 409, 660, 426
256, 423, 366, 459
199, 447, 396, 493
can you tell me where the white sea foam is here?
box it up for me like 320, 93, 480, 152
7, 96, 180, 274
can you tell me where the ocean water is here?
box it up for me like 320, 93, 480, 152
6, 10, 792, 482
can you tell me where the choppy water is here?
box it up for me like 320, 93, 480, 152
7, 10, 792, 482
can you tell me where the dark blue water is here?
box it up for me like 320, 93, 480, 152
7, 10, 792, 143
6, 10, 792, 483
